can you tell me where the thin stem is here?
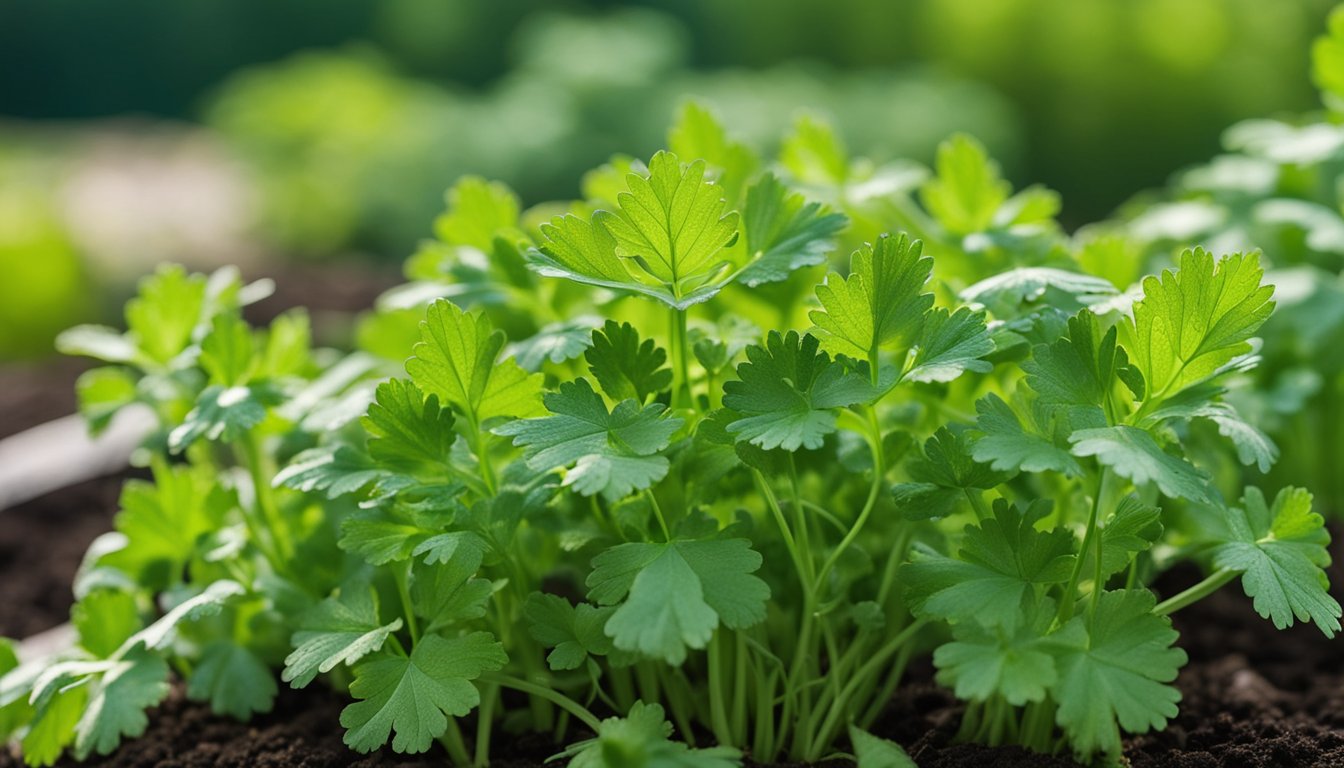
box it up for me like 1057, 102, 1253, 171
809, 619, 927, 754
814, 407, 885, 590
646, 490, 672, 541
394, 561, 420, 645
708, 633, 733, 746
240, 432, 293, 562
732, 630, 749, 746
1056, 468, 1107, 625
441, 720, 472, 766
669, 307, 692, 410
474, 684, 497, 766
965, 488, 992, 521
480, 673, 603, 733
1152, 568, 1237, 616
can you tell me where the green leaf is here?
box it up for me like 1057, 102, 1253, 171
809, 233, 933, 362
960, 267, 1118, 314
585, 320, 673, 404
340, 633, 507, 754
1022, 311, 1138, 424
904, 307, 994, 384
667, 101, 758, 203
258, 309, 312, 378
495, 379, 683, 500
722, 331, 871, 451
339, 500, 465, 566
200, 314, 257, 386
556, 701, 742, 768
1069, 426, 1211, 503
971, 393, 1082, 477
127, 580, 246, 653
363, 379, 456, 472
848, 726, 916, 768
906, 427, 1011, 494
1126, 249, 1275, 401
1149, 398, 1278, 473
275, 445, 385, 499
904, 500, 1073, 632
411, 553, 493, 635
736, 173, 845, 286
588, 538, 770, 664
22, 684, 85, 767
72, 590, 142, 659
1098, 496, 1163, 578
124, 264, 208, 364
919, 134, 1010, 235
168, 384, 276, 451
1213, 487, 1341, 637
508, 317, 598, 371
284, 585, 404, 688
101, 459, 230, 588
56, 325, 141, 365
779, 114, 849, 185
934, 599, 1058, 706
1051, 590, 1186, 759
73, 366, 139, 435
434, 176, 520, 251
524, 593, 616, 671
187, 641, 277, 720
406, 299, 545, 426
30, 650, 171, 760
533, 152, 741, 309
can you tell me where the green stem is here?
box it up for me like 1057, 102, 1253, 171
811, 620, 927, 754
965, 488, 992, 521
708, 633, 734, 746
814, 408, 885, 591
646, 489, 672, 541
1152, 568, 1237, 616
1056, 469, 1107, 625
669, 307, 692, 410
441, 720, 472, 766
731, 630, 749, 745
240, 432, 293, 563
480, 673, 603, 732
394, 561, 420, 645
474, 684, 497, 766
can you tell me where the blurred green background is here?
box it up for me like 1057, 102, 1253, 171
0, 0, 1333, 358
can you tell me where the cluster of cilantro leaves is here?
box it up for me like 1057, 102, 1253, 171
3, 58, 1341, 768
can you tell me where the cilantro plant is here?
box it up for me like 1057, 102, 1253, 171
1, 98, 1336, 768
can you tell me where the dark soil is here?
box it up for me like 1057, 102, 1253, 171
0, 471, 135, 638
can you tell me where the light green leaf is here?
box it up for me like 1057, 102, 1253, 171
124, 264, 208, 364
1069, 426, 1211, 503
168, 383, 276, 451
128, 580, 246, 653
73, 366, 139, 435
779, 114, 849, 185
363, 379, 457, 472
56, 325, 141, 365
1213, 487, 1340, 636
72, 590, 142, 659
200, 314, 257, 386
275, 445, 385, 499
495, 379, 683, 500
723, 331, 871, 451
507, 317, 599, 371
434, 176, 520, 251
809, 233, 933, 362
919, 134, 1010, 235
1126, 248, 1274, 401
340, 633, 507, 754
849, 726, 916, 768
556, 701, 742, 768
667, 101, 758, 203
406, 298, 545, 426
588, 539, 769, 665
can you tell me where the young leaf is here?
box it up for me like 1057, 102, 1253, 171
124, 264, 208, 365
722, 331, 871, 451
1212, 487, 1341, 636
434, 176, 521, 251
73, 366, 139, 435
848, 726, 916, 768
524, 593, 616, 671
406, 298, 545, 427
100, 460, 230, 588
934, 600, 1058, 706
1069, 426, 1211, 503
894, 428, 1011, 519
284, 585, 405, 688
507, 318, 598, 371
587, 538, 769, 665
340, 633, 507, 754
585, 320, 673, 404
532, 152, 741, 308
1050, 590, 1186, 759
555, 701, 742, 768
667, 101, 758, 202
72, 651, 171, 760
919, 134, 1010, 235
339, 499, 465, 566
1126, 249, 1275, 401
1098, 496, 1163, 578
199, 314, 257, 386
1021, 311, 1137, 425
187, 641, 277, 720
168, 383, 278, 451
495, 379, 683, 501
904, 500, 1073, 632
809, 233, 933, 362
736, 173, 846, 286
275, 445, 385, 499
